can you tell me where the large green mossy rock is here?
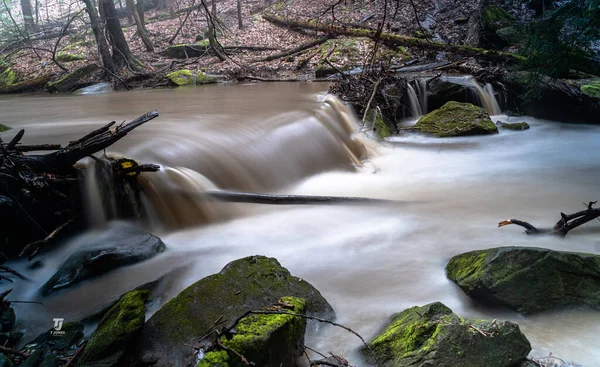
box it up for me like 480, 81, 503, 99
361, 302, 530, 367
78, 290, 148, 367
446, 247, 600, 314
198, 297, 307, 367
141, 255, 335, 367
415, 101, 498, 137
47, 64, 99, 92
166, 70, 216, 86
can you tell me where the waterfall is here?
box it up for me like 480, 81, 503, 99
415, 78, 428, 114
79, 157, 117, 228
407, 83, 423, 118
439, 75, 502, 115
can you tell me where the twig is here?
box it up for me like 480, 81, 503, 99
362, 79, 381, 123
65, 340, 87, 367
0, 345, 28, 357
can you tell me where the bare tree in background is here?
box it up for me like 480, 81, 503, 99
99, 0, 142, 69
237, 0, 242, 29
82, 0, 116, 73
20, 0, 35, 33
126, 0, 154, 51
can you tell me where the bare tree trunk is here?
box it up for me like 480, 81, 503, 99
211, 0, 216, 15
82, 0, 115, 73
125, 0, 134, 22
237, 0, 243, 29
100, 0, 141, 69
126, 0, 153, 51
34, 0, 39, 25
136, 0, 145, 26
20, 0, 35, 33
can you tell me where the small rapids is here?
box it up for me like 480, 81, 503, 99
1, 82, 599, 366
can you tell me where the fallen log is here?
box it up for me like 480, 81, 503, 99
0, 74, 52, 94
262, 14, 525, 63
498, 201, 600, 237
201, 190, 413, 206
256, 36, 333, 62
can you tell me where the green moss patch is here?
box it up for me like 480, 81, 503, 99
0, 124, 11, 132
482, 5, 514, 31
581, 83, 600, 98
47, 64, 99, 92
0, 68, 16, 87
500, 121, 530, 130
78, 290, 148, 367
56, 52, 85, 62
415, 101, 498, 137
167, 70, 217, 86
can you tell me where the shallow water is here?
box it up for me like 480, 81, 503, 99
2, 84, 600, 366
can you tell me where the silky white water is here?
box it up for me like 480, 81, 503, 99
1, 83, 599, 366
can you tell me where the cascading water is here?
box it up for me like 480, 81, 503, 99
79, 157, 117, 228
407, 83, 423, 118
440, 75, 502, 115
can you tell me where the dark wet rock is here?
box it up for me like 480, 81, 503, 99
496, 121, 530, 131
40, 224, 165, 295
309, 356, 350, 366
502, 72, 600, 124
47, 64, 99, 92
0, 354, 13, 367
415, 101, 498, 137
20, 349, 44, 367
24, 321, 84, 352
361, 302, 531, 367
0, 306, 15, 332
0, 332, 22, 347
198, 296, 307, 367
39, 353, 59, 367
27, 261, 44, 270
446, 247, 600, 314
78, 290, 148, 367
141, 255, 335, 367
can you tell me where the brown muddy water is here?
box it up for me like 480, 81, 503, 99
1, 82, 599, 366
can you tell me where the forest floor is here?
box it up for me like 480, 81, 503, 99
4, 0, 513, 89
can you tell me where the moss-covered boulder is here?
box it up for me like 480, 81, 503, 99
166, 70, 216, 86
198, 297, 307, 367
0, 68, 16, 87
56, 52, 85, 62
141, 255, 335, 367
361, 302, 530, 367
581, 82, 600, 98
0, 124, 11, 132
446, 247, 600, 314
415, 101, 498, 137
47, 64, 99, 92
496, 121, 530, 131
78, 290, 148, 367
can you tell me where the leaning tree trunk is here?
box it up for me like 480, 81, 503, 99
20, 0, 35, 33
82, 0, 115, 73
126, 0, 153, 51
100, 0, 142, 70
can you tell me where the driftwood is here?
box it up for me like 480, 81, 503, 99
0, 111, 160, 259
498, 201, 600, 237
262, 14, 524, 63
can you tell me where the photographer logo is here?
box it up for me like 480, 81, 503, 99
51, 318, 65, 335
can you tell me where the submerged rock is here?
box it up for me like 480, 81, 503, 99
446, 247, 600, 314
496, 121, 530, 131
40, 224, 166, 295
78, 290, 148, 367
198, 296, 307, 367
141, 255, 335, 367
415, 101, 498, 137
361, 302, 530, 367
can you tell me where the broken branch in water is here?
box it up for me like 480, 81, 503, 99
498, 201, 600, 236
200, 190, 413, 206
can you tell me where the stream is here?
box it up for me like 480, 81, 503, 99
1, 82, 599, 366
